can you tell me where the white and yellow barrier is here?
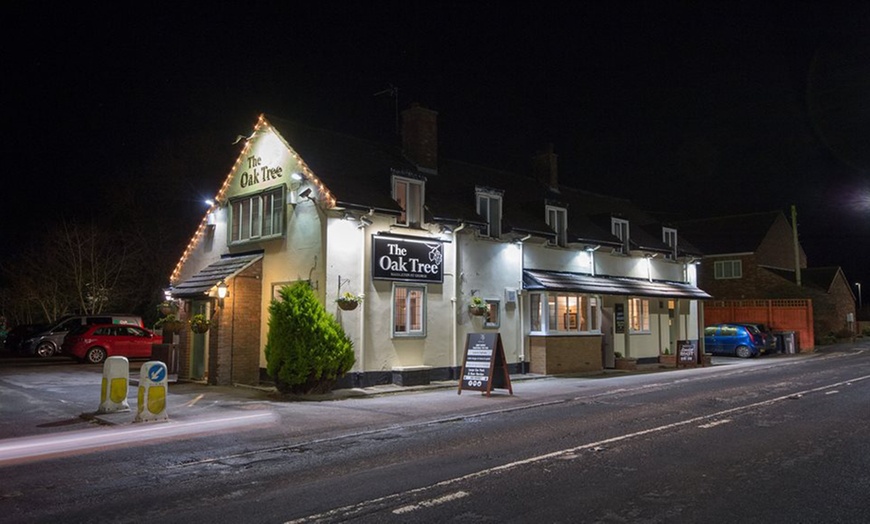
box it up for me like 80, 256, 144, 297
97, 356, 130, 413
135, 361, 169, 422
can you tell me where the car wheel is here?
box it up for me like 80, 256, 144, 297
36, 341, 56, 358
85, 347, 107, 364
735, 345, 752, 359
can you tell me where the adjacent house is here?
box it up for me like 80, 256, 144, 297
167, 104, 711, 388
675, 210, 859, 348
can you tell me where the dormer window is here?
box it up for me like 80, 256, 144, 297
663, 227, 678, 260
476, 189, 502, 239
612, 218, 630, 254
393, 176, 424, 228
546, 205, 567, 247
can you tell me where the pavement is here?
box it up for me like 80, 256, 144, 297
82, 343, 868, 428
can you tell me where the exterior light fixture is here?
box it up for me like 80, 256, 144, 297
217, 280, 228, 308
205, 199, 215, 207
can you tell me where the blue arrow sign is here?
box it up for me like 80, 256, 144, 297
148, 364, 167, 383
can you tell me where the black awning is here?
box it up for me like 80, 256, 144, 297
523, 269, 712, 299
171, 253, 263, 299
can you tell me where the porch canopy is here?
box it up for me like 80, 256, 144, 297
171, 253, 263, 299
523, 269, 712, 299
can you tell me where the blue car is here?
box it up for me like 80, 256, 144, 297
704, 323, 764, 358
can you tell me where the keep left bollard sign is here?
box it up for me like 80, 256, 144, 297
98, 356, 130, 413
135, 361, 169, 422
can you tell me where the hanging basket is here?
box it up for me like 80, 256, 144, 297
468, 305, 487, 316
337, 299, 359, 311
161, 320, 185, 333
189, 315, 210, 334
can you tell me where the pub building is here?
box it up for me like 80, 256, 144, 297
167, 104, 711, 388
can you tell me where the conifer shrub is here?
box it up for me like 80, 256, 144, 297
265, 281, 355, 394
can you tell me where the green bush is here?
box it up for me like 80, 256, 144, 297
265, 282, 355, 394
863, 326, 870, 337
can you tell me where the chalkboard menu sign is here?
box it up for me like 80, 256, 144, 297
677, 339, 698, 366
458, 333, 513, 396
614, 303, 626, 334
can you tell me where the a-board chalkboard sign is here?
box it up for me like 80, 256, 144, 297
458, 333, 513, 396
677, 339, 697, 366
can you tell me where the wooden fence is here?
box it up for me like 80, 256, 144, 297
704, 299, 815, 351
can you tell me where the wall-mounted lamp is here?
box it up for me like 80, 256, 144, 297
217, 280, 228, 308
358, 216, 373, 229
163, 288, 173, 301
440, 224, 454, 235
291, 172, 303, 182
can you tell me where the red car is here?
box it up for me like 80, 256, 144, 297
62, 324, 160, 364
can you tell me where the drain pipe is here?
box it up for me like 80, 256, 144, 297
451, 223, 467, 372
358, 210, 373, 380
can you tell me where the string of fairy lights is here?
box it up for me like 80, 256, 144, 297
169, 114, 337, 284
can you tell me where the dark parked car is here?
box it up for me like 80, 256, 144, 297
61, 324, 159, 364
733, 322, 777, 354
4, 323, 49, 353
704, 323, 765, 358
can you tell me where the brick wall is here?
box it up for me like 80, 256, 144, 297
210, 261, 263, 386
529, 335, 602, 374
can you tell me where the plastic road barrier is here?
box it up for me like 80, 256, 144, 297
97, 356, 131, 413
135, 361, 169, 422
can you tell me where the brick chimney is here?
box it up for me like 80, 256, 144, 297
401, 103, 438, 172
533, 143, 559, 190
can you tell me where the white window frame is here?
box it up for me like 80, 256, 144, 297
229, 186, 285, 245
483, 299, 500, 328
392, 176, 424, 228
612, 218, 630, 254
663, 227, 678, 260
628, 298, 650, 333
392, 284, 426, 337
528, 292, 601, 335
714, 259, 743, 279
476, 190, 502, 239
546, 205, 568, 247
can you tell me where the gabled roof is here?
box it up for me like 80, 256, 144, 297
672, 211, 782, 255
766, 266, 848, 294
172, 253, 263, 298
266, 115, 413, 214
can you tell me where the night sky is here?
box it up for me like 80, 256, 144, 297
4, 2, 869, 293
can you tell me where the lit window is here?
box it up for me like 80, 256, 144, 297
476, 190, 502, 239
546, 206, 567, 247
393, 285, 426, 337
612, 218, 630, 254
714, 260, 743, 279
529, 292, 601, 334
663, 227, 678, 260
628, 298, 650, 333
230, 186, 284, 244
393, 176, 424, 228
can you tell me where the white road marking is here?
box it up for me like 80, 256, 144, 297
392, 490, 469, 514
698, 419, 732, 429
286, 373, 870, 524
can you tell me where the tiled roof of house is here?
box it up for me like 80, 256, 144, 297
766, 266, 843, 293
672, 211, 782, 254
265, 115, 702, 252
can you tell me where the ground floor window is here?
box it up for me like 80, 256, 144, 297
628, 298, 650, 333
393, 284, 425, 337
529, 292, 601, 334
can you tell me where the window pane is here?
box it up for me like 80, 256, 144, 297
395, 180, 408, 224
547, 295, 557, 330
263, 192, 273, 237
394, 287, 407, 332
407, 182, 422, 227
409, 288, 423, 331
530, 294, 542, 331
251, 197, 262, 238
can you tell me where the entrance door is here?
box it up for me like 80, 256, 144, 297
190, 301, 208, 380
601, 307, 614, 368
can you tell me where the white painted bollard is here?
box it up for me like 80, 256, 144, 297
135, 361, 169, 422
97, 356, 130, 413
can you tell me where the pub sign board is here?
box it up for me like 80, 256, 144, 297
372, 235, 444, 283
458, 333, 513, 396
677, 339, 698, 367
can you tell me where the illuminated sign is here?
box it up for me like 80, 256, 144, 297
372, 236, 443, 283
239, 155, 284, 188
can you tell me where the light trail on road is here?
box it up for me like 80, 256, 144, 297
0, 412, 278, 466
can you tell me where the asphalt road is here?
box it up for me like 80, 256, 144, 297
1, 342, 868, 523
